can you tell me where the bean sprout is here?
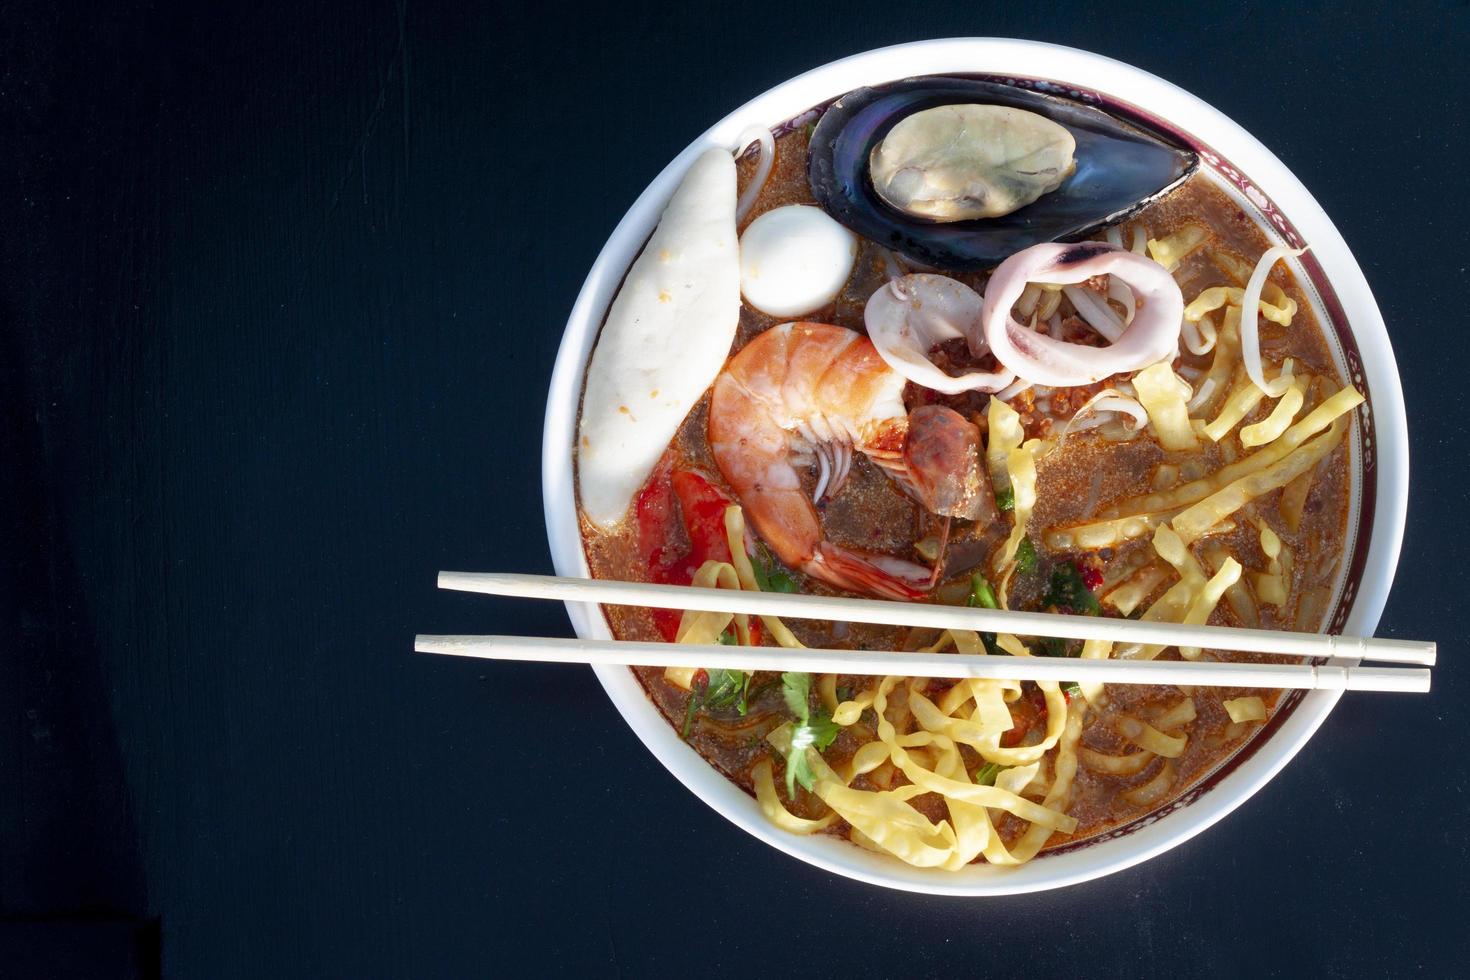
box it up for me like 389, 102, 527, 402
1242, 245, 1308, 396
1063, 285, 1126, 342
995, 377, 1034, 401
1063, 389, 1150, 438
1130, 225, 1149, 255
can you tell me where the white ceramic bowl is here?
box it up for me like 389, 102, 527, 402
541, 39, 1407, 895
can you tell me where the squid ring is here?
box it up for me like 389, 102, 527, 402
981, 241, 1184, 387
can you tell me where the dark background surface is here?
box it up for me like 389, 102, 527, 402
2, 1, 1467, 976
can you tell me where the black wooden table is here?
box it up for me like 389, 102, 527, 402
4, 2, 1465, 976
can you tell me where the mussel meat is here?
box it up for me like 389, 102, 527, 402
869, 104, 1076, 222
808, 77, 1198, 270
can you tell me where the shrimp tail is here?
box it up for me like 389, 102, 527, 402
805, 543, 930, 601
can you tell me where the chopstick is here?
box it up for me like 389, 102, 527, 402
435, 571, 1436, 667
413, 635, 1430, 693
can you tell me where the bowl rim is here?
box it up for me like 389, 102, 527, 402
540, 37, 1408, 896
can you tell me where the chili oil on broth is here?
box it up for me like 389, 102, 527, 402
576, 123, 1352, 856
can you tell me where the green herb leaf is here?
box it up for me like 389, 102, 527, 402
968, 573, 999, 610
781, 671, 812, 719
683, 669, 751, 737
767, 570, 799, 593
1015, 536, 1039, 574
785, 710, 840, 795
810, 712, 840, 751
1063, 681, 1083, 699
751, 558, 771, 591
968, 574, 1005, 656
703, 668, 750, 714
996, 487, 1015, 512
752, 554, 800, 594
1037, 636, 1072, 658
1042, 561, 1101, 615
780, 672, 841, 797
681, 672, 709, 739
785, 731, 821, 794
973, 761, 1007, 786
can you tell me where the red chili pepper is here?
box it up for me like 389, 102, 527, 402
670, 469, 763, 646
1081, 563, 1104, 592
1027, 682, 1080, 712
635, 459, 691, 640
671, 469, 739, 567
635, 463, 763, 644
634, 457, 679, 571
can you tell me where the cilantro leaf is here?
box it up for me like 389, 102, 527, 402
682, 668, 751, 737
703, 668, 750, 714
1015, 536, 1039, 574
785, 710, 839, 795
1042, 561, 1101, 615
680, 672, 708, 739
809, 712, 840, 751
752, 554, 800, 594
995, 486, 1015, 512
780, 672, 841, 797
784, 740, 817, 795
750, 559, 772, 591
766, 569, 800, 593
781, 671, 812, 719
1037, 635, 1073, 658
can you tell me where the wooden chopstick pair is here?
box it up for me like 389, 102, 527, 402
415, 571, 1433, 693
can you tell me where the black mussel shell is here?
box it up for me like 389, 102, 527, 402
807, 77, 1199, 271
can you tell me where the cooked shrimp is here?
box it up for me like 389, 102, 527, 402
708, 322, 992, 600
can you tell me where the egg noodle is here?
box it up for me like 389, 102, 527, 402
659, 235, 1360, 872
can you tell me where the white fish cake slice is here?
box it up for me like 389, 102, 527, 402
577, 148, 740, 529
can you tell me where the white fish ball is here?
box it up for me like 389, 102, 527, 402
739, 205, 857, 317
